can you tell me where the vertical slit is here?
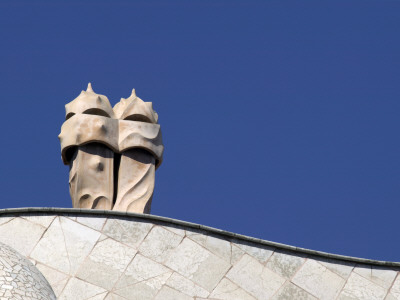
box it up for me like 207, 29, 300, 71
113, 153, 121, 207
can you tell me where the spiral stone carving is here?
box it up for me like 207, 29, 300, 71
59, 84, 163, 213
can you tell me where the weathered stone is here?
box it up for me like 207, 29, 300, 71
337, 272, 387, 300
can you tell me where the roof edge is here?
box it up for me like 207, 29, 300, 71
1, 207, 398, 267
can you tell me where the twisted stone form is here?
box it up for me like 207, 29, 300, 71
59, 84, 163, 213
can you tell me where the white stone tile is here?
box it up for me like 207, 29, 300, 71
76, 216, 107, 231
116, 253, 171, 290
317, 257, 354, 279
114, 275, 170, 300
0, 216, 14, 226
139, 226, 183, 263
385, 293, 398, 300
164, 238, 231, 291
154, 286, 193, 300
354, 265, 397, 289
266, 251, 305, 279
166, 272, 209, 298
102, 218, 153, 248
76, 238, 136, 290
0, 217, 46, 257
337, 272, 387, 300
58, 278, 107, 300
187, 233, 231, 263
389, 275, 400, 299
22, 215, 56, 228
31, 217, 101, 275
231, 244, 245, 264
104, 293, 127, 300
163, 225, 186, 236
227, 254, 285, 299
210, 278, 256, 300
233, 240, 274, 264
292, 259, 345, 300
271, 282, 317, 300
36, 263, 69, 297
87, 292, 108, 300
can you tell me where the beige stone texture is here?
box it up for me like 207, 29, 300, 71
316, 257, 355, 279
292, 259, 345, 300
227, 254, 285, 299
388, 275, 400, 299
113, 149, 156, 213
69, 144, 114, 210
59, 84, 164, 214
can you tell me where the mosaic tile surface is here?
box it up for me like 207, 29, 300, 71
0, 242, 56, 299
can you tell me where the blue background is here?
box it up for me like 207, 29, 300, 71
0, 0, 399, 261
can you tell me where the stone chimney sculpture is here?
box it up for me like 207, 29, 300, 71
59, 84, 163, 213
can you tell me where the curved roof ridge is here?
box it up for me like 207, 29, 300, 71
0, 207, 398, 267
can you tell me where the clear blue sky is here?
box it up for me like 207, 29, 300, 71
0, 0, 399, 261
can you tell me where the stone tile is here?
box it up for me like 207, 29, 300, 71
227, 254, 285, 299
233, 239, 274, 264
114, 276, 170, 300
164, 238, 231, 291
31, 217, 101, 275
316, 257, 354, 279
231, 244, 245, 264
388, 275, 400, 299
36, 263, 70, 296
166, 272, 209, 298
0, 217, 46, 257
104, 294, 128, 300
104, 293, 128, 300
354, 264, 397, 289
266, 250, 305, 279
0, 216, 14, 226
271, 282, 317, 300
76, 216, 107, 231
87, 292, 108, 300
210, 278, 256, 300
385, 293, 398, 300
154, 286, 193, 300
292, 259, 345, 300
59, 278, 107, 300
337, 272, 387, 300
187, 233, 231, 263
163, 224, 186, 236
115, 253, 171, 290
22, 215, 56, 228
139, 226, 183, 263
76, 238, 136, 290
103, 218, 153, 248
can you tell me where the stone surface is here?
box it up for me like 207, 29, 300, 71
227, 254, 285, 299
1, 210, 400, 300
59, 84, 164, 213
292, 259, 345, 300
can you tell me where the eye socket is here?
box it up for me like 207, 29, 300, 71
124, 114, 152, 123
